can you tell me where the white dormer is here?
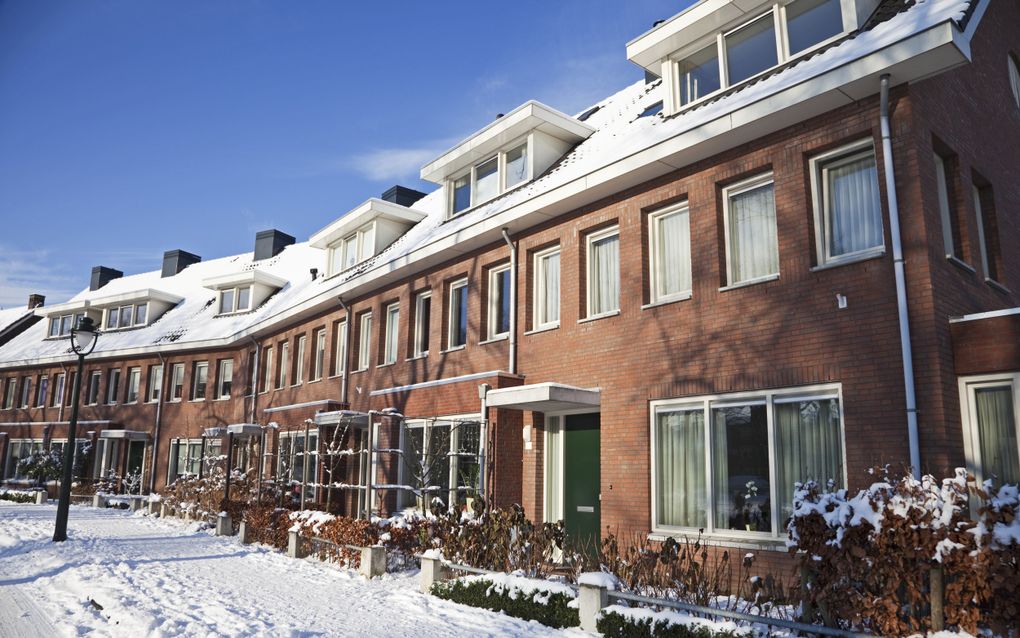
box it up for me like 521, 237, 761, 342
93, 289, 183, 332
419, 101, 595, 218
40, 300, 100, 339
202, 270, 287, 316
309, 198, 427, 276
627, 0, 879, 116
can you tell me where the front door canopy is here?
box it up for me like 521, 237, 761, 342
98, 429, 150, 441
226, 423, 263, 438
313, 410, 371, 428
486, 382, 600, 412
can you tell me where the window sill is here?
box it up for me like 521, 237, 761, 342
641, 292, 692, 310
290, 383, 303, 388
308, 378, 322, 384
947, 255, 976, 274
578, 310, 620, 324
405, 353, 428, 362
168, 399, 182, 404
719, 273, 779, 292
377, 362, 397, 369
213, 397, 230, 402
478, 335, 508, 346
350, 368, 369, 375
809, 249, 885, 273
987, 278, 1012, 294
189, 399, 206, 403
327, 373, 346, 380
524, 324, 559, 336
648, 531, 788, 551
441, 345, 466, 354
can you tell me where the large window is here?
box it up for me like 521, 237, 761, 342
400, 417, 482, 508
675, 43, 720, 108
413, 292, 432, 357
961, 376, 1020, 487
449, 142, 530, 216
487, 264, 511, 340
533, 247, 560, 330
104, 303, 148, 330
724, 174, 778, 285
447, 280, 468, 348
810, 140, 884, 265
357, 312, 373, 371
192, 361, 208, 400
384, 303, 400, 365
649, 203, 693, 303
168, 438, 223, 483
312, 329, 326, 381
48, 312, 85, 338
3, 439, 43, 479
277, 430, 319, 501
586, 226, 620, 318
725, 12, 778, 86
106, 368, 120, 405
651, 386, 845, 538
785, 0, 843, 55
126, 367, 141, 403
217, 359, 233, 399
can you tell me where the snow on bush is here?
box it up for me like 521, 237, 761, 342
431, 572, 579, 629
597, 604, 753, 638
787, 467, 1019, 636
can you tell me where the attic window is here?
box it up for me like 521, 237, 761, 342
328, 223, 375, 275
104, 304, 148, 331
48, 313, 84, 338
449, 141, 530, 217
217, 285, 252, 315
639, 101, 664, 118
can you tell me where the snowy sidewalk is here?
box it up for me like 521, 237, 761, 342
0, 502, 585, 637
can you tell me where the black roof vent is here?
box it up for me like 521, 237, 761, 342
381, 185, 427, 208
254, 229, 295, 261
161, 249, 201, 278
90, 266, 123, 291
578, 105, 601, 122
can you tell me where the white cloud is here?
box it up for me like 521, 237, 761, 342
347, 146, 446, 182
0, 246, 81, 309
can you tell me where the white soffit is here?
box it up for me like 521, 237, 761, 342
309, 198, 427, 249
420, 101, 595, 184
202, 269, 288, 291
313, 410, 371, 428
486, 382, 601, 412
226, 423, 263, 437
89, 288, 183, 308
98, 429, 150, 441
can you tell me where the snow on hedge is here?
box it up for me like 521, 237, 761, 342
456, 571, 577, 606
599, 604, 753, 637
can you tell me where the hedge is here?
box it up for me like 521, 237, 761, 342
597, 609, 751, 638
431, 578, 579, 629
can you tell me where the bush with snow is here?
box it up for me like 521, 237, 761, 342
431, 572, 579, 629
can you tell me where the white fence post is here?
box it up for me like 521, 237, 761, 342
148, 500, 161, 516
215, 513, 233, 536
35, 491, 46, 505
578, 583, 608, 633
92, 494, 106, 509
360, 546, 387, 578
419, 556, 449, 592
287, 530, 305, 559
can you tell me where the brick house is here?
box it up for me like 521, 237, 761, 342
1, 0, 1018, 564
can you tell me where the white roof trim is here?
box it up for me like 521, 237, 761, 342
420, 101, 594, 184
202, 270, 288, 291
37, 299, 89, 317
308, 198, 426, 249
949, 307, 1020, 323
88, 288, 183, 308
486, 382, 601, 412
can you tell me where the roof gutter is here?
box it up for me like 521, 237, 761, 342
880, 73, 921, 478
500, 228, 518, 376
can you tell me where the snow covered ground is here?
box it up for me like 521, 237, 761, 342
0, 502, 586, 637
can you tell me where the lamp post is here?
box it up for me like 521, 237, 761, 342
53, 316, 99, 542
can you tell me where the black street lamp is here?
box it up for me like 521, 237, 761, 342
53, 316, 99, 542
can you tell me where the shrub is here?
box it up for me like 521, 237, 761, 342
0, 489, 37, 503
16, 449, 62, 484
597, 609, 749, 638
431, 576, 579, 629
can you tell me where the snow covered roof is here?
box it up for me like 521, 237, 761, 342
0, 0, 980, 369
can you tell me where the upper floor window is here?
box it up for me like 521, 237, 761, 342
785, 0, 844, 56
1009, 54, 1020, 110
218, 285, 252, 315
126, 367, 141, 403
106, 368, 120, 405
148, 365, 163, 403
217, 359, 233, 399
724, 174, 778, 285
3, 378, 15, 409
329, 224, 375, 275
725, 12, 778, 86
586, 227, 620, 318
413, 291, 432, 358
278, 341, 290, 388
261, 346, 274, 392
357, 312, 373, 371
533, 247, 560, 330
934, 151, 964, 262
19, 376, 32, 408
973, 181, 1004, 286
35, 375, 48, 408
192, 361, 208, 400
332, 321, 347, 376
810, 140, 883, 266
448, 279, 468, 349
384, 303, 400, 365
52, 373, 66, 407
450, 142, 529, 216
48, 312, 84, 338
85, 372, 101, 406
649, 203, 693, 303
487, 264, 511, 340
312, 328, 326, 381
170, 363, 185, 402
105, 304, 148, 331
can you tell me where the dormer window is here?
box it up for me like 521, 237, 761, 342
310, 198, 425, 276
218, 285, 252, 315
450, 142, 529, 216
105, 304, 148, 331
328, 224, 376, 275
203, 270, 285, 316
48, 312, 84, 338
41, 302, 101, 339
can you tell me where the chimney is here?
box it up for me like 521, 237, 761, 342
28, 294, 44, 309
162, 249, 201, 277
381, 185, 427, 208
90, 266, 123, 291
254, 229, 295, 261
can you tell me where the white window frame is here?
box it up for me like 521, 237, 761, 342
383, 303, 400, 365
399, 413, 482, 509
35, 374, 48, 408
170, 363, 185, 402
722, 172, 778, 286
262, 346, 274, 392
972, 184, 1001, 285
217, 359, 233, 399
278, 341, 290, 388
649, 384, 847, 541
312, 328, 326, 381
934, 152, 959, 261
649, 202, 693, 304
487, 264, 511, 341
126, 367, 141, 403
328, 222, 377, 275
217, 285, 252, 316
52, 373, 66, 407
357, 312, 373, 371
808, 139, 884, 267
413, 291, 432, 358
277, 429, 320, 500
106, 368, 120, 405
19, 376, 32, 408
294, 335, 306, 385
81, 372, 99, 406
959, 373, 1020, 488
533, 246, 561, 331
103, 303, 148, 331
148, 365, 163, 403
331, 321, 347, 377
447, 279, 468, 349
448, 137, 532, 218
585, 225, 621, 319
192, 361, 208, 401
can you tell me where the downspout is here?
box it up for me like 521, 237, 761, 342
880, 74, 921, 478
338, 296, 352, 406
149, 352, 166, 493
500, 228, 517, 376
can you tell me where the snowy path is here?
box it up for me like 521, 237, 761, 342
0, 502, 585, 637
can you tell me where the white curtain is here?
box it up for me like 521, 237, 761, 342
656, 410, 706, 528
544, 417, 562, 522
657, 209, 692, 298
774, 399, 843, 523
828, 155, 883, 257
541, 252, 560, 324
976, 386, 1019, 485
712, 408, 731, 530
729, 183, 778, 283
590, 233, 619, 315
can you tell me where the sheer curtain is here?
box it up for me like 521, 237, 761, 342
590, 233, 620, 315
656, 410, 706, 528
544, 417, 562, 522
541, 252, 560, 324
712, 409, 731, 530
975, 386, 1019, 485
827, 154, 883, 257
657, 209, 692, 298
774, 398, 843, 523
729, 183, 778, 283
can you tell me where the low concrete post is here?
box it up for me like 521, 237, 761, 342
419, 555, 449, 593
930, 566, 945, 632
130, 498, 144, 513
215, 513, 233, 536
578, 583, 609, 633
238, 520, 252, 544
92, 494, 106, 509
148, 500, 161, 516
360, 546, 387, 578
35, 491, 46, 505
287, 530, 306, 559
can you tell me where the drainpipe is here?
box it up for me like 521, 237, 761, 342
500, 228, 517, 376
338, 296, 352, 406
880, 74, 921, 478
149, 352, 166, 493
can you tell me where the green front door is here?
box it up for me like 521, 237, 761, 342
563, 413, 600, 551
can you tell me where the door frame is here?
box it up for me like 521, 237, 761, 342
543, 408, 600, 524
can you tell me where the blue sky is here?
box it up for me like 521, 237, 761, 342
0, 0, 684, 309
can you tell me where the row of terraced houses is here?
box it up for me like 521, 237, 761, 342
1, 0, 1019, 563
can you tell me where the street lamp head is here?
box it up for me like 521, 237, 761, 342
70, 316, 99, 356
